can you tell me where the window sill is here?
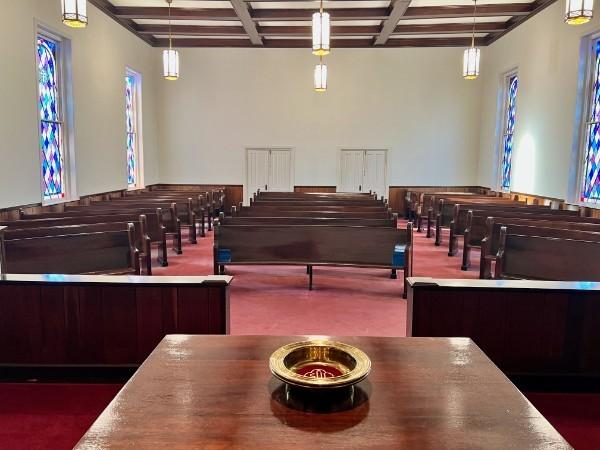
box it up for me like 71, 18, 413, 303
42, 196, 79, 207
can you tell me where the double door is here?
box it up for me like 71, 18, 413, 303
246, 148, 293, 203
339, 150, 387, 198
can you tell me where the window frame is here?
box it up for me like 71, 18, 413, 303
497, 69, 519, 193
125, 68, 144, 190
577, 34, 600, 204
35, 25, 76, 205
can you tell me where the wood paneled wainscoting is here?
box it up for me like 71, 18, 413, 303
0, 274, 232, 369
407, 277, 600, 386
294, 186, 337, 193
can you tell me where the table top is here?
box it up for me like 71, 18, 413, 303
76, 335, 571, 449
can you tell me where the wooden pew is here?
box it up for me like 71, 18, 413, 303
463, 213, 600, 273
407, 277, 600, 384
234, 204, 393, 219
8, 211, 171, 265
492, 226, 600, 281
446, 203, 579, 257
219, 213, 398, 228
65, 199, 196, 245
0, 274, 231, 369
214, 222, 413, 298
251, 199, 386, 207
410, 191, 487, 227
106, 192, 215, 236
434, 199, 575, 247
4, 221, 152, 276
256, 191, 376, 201
2, 225, 140, 276
21, 207, 182, 255
0, 226, 5, 275
248, 203, 387, 213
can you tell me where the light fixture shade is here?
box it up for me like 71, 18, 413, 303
62, 0, 87, 28
565, 0, 594, 24
163, 49, 180, 80
312, 12, 331, 56
463, 47, 480, 80
314, 62, 327, 92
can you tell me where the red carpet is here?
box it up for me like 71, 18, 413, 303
2, 222, 599, 449
0, 383, 122, 450
153, 221, 479, 336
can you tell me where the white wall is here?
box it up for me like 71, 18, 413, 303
157, 47, 483, 192
477, 1, 600, 200
0, 0, 160, 209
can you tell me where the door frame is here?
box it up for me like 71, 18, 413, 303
336, 148, 389, 199
244, 146, 295, 205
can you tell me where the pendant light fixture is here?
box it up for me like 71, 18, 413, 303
312, 0, 331, 56
61, 0, 88, 28
314, 56, 327, 92
462, 0, 480, 80
163, 0, 180, 81
565, 0, 594, 24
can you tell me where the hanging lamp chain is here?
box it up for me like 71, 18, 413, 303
471, 0, 477, 48
320, 0, 323, 15
168, 0, 173, 50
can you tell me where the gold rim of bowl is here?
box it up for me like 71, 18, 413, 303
269, 340, 371, 389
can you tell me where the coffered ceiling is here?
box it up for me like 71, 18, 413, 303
89, 0, 557, 47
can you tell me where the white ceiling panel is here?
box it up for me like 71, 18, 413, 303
134, 19, 244, 26
410, 0, 532, 5
250, 1, 390, 9
263, 35, 370, 39
154, 35, 251, 38
257, 19, 382, 25
111, 0, 234, 7
390, 32, 489, 38
398, 16, 512, 24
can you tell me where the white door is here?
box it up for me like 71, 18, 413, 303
364, 150, 387, 198
246, 148, 293, 203
269, 149, 292, 192
247, 149, 270, 202
339, 150, 365, 193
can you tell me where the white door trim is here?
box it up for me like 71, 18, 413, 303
336, 148, 389, 199
244, 146, 295, 205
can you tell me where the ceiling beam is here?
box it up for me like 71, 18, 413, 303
229, 0, 263, 45
88, 0, 156, 46
155, 36, 488, 48
485, 0, 557, 45
374, 0, 411, 46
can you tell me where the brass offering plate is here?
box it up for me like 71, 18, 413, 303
269, 340, 371, 389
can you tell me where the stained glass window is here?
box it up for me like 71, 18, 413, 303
581, 41, 600, 202
37, 36, 64, 200
501, 74, 518, 191
125, 74, 137, 186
